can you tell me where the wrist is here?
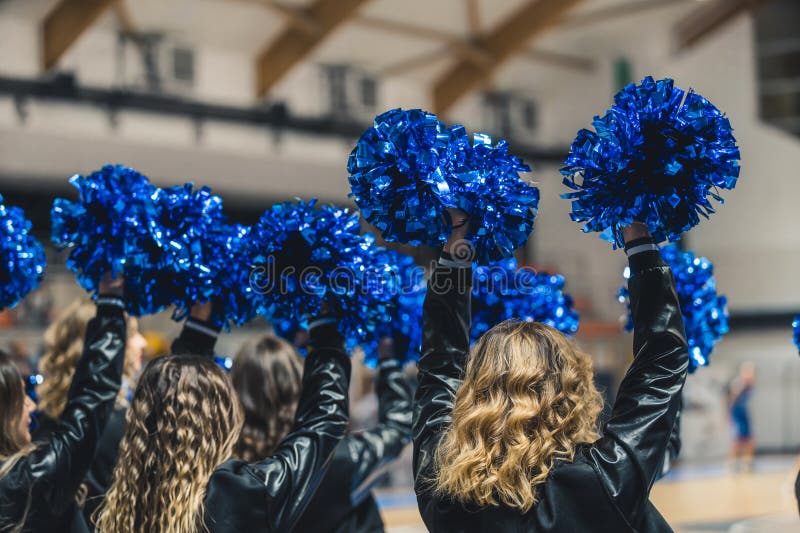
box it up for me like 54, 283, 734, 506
621, 222, 651, 245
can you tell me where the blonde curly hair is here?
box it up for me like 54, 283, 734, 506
94, 355, 244, 533
37, 298, 140, 419
433, 320, 603, 513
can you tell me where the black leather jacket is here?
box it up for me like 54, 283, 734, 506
292, 358, 413, 533
173, 319, 412, 533
170, 318, 353, 532
413, 243, 689, 532
0, 298, 127, 533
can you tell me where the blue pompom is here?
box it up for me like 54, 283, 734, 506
151, 184, 258, 328
250, 199, 391, 347
471, 258, 579, 342
792, 316, 800, 355
618, 244, 728, 372
361, 248, 426, 367
51, 165, 162, 316
562, 77, 740, 247
348, 108, 458, 247
0, 195, 46, 310
449, 129, 539, 264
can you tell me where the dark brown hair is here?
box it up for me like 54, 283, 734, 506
230, 335, 303, 462
0, 350, 29, 459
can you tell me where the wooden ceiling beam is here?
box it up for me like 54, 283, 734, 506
567, 0, 692, 27
354, 14, 592, 73
432, 0, 585, 115
465, 0, 482, 36
674, 0, 766, 51
255, 0, 371, 97
42, 0, 116, 70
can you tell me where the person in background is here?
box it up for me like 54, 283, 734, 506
171, 304, 414, 533
93, 301, 352, 533
30, 298, 147, 527
6, 340, 33, 378
728, 361, 756, 472
35, 298, 147, 435
0, 275, 127, 532
412, 214, 688, 532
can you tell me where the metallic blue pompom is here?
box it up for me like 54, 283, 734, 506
151, 184, 258, 328
51, 165, 162, 316
471, 258, 579, 342
0, 195, 46, 310
450, 129, 539, 264
348, 108, 458, 247
562, 77, 740, 248
618, 244, 728, 372
361, 248, 426, 367
792, 316, 800, 355
250, 199, 392, 347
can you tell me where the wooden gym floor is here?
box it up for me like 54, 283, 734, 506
375, 456, 800, 532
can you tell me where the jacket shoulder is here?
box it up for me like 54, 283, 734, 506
204, 461, 270, 532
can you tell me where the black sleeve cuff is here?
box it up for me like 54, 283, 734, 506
96, 294, 125, 317
171, 317, 220, 358
430, 252, 473, 294
625, 237, 666, 274
309, 319, 345, 352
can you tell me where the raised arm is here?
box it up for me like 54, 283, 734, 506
291, 338, 414, 532
412, 213, 473, 492
171, 301, 219, 358
591, 224, 689, 523
233, 317, 352, 532
25, 278, 127, 515
336, 338, 414, 505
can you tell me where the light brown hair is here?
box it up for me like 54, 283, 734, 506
433, 320, 603, 512
94, 355, 244, 533
37, 298, 139, 419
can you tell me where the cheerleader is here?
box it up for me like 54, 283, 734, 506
169, 305, 413, 533
31, 298, 147, 526
412, 214, 689, 532
0, 275, 127, 532
93, 303, 352, 533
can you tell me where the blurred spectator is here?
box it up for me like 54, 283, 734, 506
7, 338, 33, 376
728, 362, 756, 472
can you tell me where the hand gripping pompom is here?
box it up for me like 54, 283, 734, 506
471, 258, 579, 343
562, 77, 740, 247
51, 165, 162, 315
0, 195, 46, 310
250, 199, 392, 346
618, 244, 728, 372
449, 128, 539, 264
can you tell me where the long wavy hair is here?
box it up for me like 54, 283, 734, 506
434, 320, 603, 513
230, 335, 303, 461
94, 355, 244, 533
37, 298, 140, 419
0, 351, 36, 532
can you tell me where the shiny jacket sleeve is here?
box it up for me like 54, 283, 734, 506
218, 319, 351, 532
412, 257, 472, 492
339, 358, 413, 506
3, 297, 126, 518
170, 317, 220, 358
590, 240, 689, 526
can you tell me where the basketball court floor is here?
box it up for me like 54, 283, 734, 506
376, 456, 800, 532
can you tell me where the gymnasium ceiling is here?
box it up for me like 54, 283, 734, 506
0, 0, 762, 113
